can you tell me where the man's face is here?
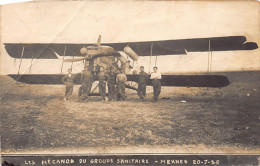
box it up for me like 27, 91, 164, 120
68, 69, 72, 74
100, 67, 104, 72
153, 68, 157, 73
140, 67, 144, 72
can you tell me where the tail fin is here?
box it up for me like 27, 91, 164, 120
96, 35, 101, 46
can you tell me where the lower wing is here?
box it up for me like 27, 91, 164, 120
8, 74, 229, 88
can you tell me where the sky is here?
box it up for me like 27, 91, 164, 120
0, 0, 259, 74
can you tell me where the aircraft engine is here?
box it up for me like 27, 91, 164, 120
99, 57, 116, 70
80, 47, 87, 54
123, 46, 138, 61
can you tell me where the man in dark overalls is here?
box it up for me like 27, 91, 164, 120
137, 66, 148, 102
80, 66, 93, 101
107, 67, 117, 101
62, 68, 74, 101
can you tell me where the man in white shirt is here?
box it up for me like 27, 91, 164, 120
150, 67, 162, 101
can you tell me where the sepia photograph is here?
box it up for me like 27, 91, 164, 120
0, 0, 259, 165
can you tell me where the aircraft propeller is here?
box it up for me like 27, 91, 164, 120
60, 35, 139, 63
63, 57, 87, 62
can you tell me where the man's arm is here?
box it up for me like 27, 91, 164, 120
94, 72, 99, 81
150, 73, 161, 79
145, 73, 149, 82
105, 73, 109, 81
80, 73, 84, 83
157, 72, 162, 79
90, 73, 94, 82
62, 75, 67, 84
150, 73, 155, 79
71, 75, 75, 82
124, 74, 127, 82
116, 75, 119, 84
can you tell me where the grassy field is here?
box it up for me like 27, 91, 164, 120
0, 75, 260, 154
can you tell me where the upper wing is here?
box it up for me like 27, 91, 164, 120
4, 44, 86, 59
106, 36, 258, 56
4, 36, 258, 59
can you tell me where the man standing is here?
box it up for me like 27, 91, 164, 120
80, 66, 94, 101
62, 68, 74, 101
150, 67, 162, 102
107, 67, 117, 101
137, 66, 148, 101
116, 68, 127, 101
97, 66, 107, 102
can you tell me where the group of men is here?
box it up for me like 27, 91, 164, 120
62, 66, 162, 102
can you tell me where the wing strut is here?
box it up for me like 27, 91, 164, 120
149, 43, 153, 73
18, 46, 25, 74
70, 54, 75, 71
207, 40, 211, 73
155, 53, 158, 67
207, 40, 213, 91
207, 40, 213, 73
210, 49, 213, 72
60, 45, 66, 73
29, 53, 33, 74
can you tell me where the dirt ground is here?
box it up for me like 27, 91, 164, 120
0, 75, 260, 154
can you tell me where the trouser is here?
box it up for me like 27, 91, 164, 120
81, 82, 92, 100
117, 82, 126, 101
108, 82, 116, 101
78, 85, 83, 97
137, 83, 146, 99
99, 81, 106, 100
65, 82, 73, 99
152, 79, 161, 100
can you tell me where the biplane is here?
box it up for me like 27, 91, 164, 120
4, 35, 258, 91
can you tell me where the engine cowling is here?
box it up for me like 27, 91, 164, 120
80, 47, 87, 54
123, 46, 138, 61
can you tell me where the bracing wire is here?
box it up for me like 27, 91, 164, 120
18, 46, 25, 74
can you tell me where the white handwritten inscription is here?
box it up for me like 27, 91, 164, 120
41, 158, 74, 165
